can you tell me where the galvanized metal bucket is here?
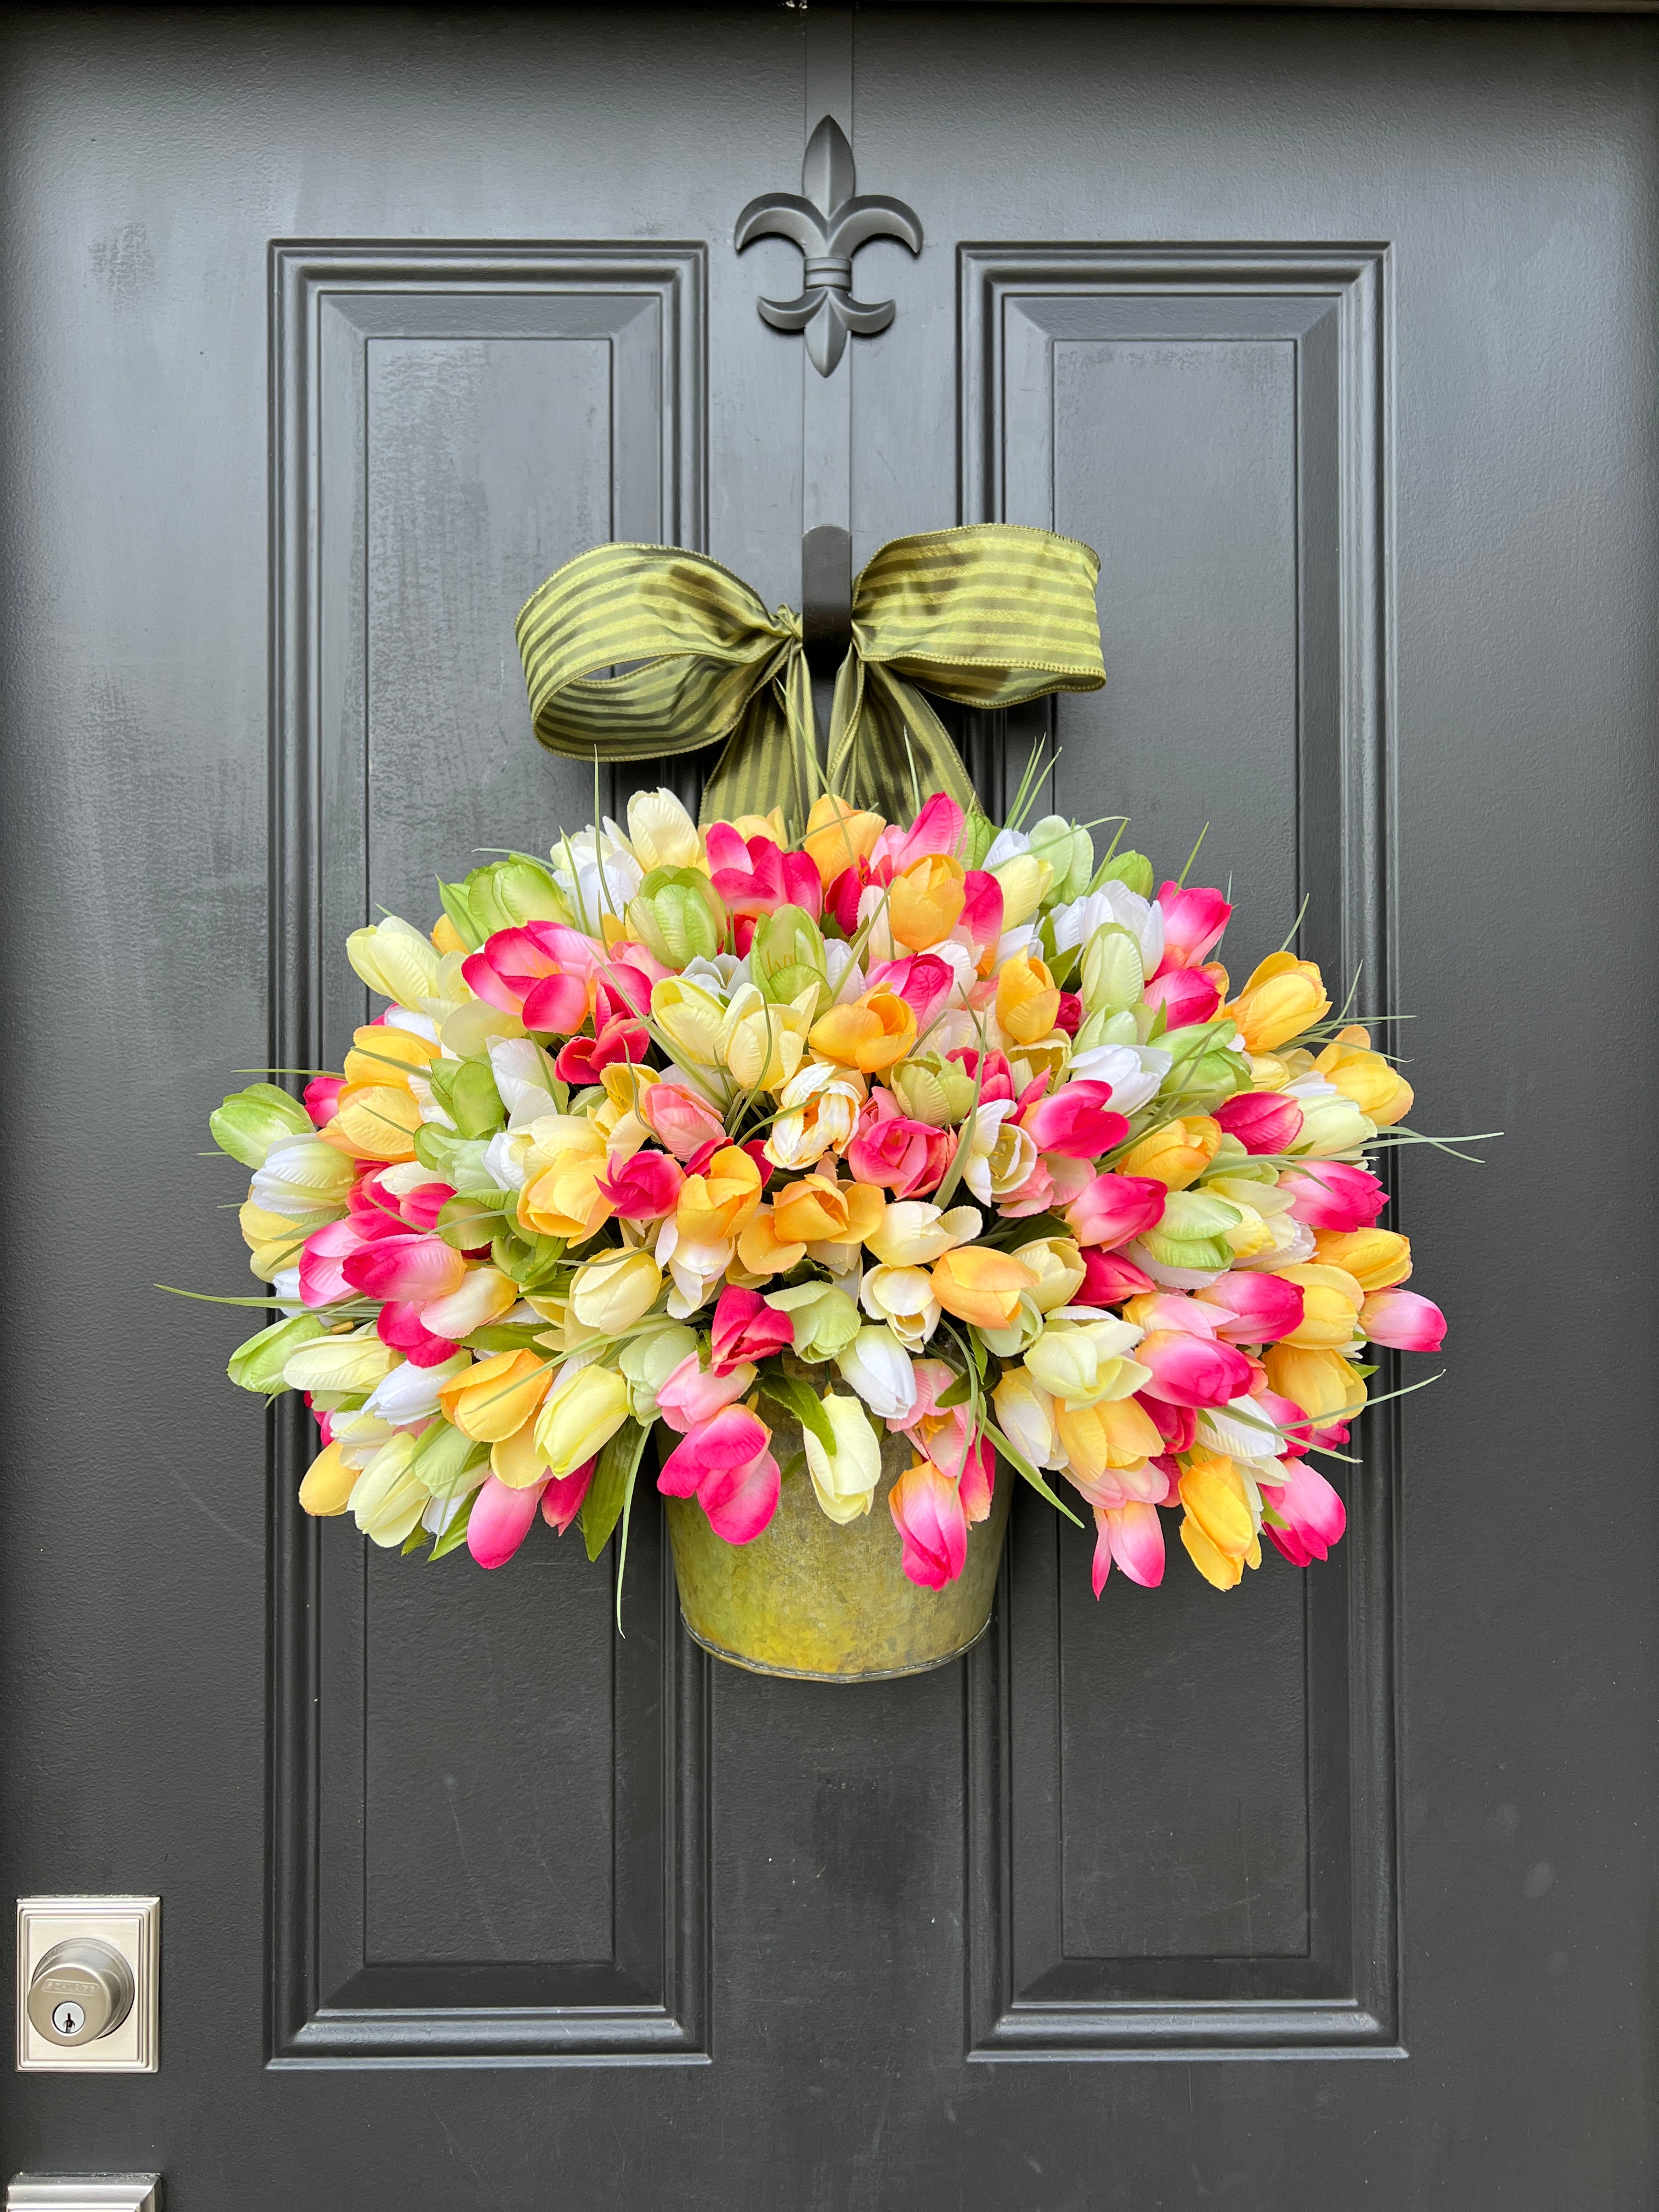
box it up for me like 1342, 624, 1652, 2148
662, 1421, 1011, 1681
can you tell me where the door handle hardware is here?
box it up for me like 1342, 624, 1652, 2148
14, 1899, 159, 2074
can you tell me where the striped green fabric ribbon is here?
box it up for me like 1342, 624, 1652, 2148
514, 524, 1105, 832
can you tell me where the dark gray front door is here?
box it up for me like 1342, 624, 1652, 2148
3, 7, 1652, 2204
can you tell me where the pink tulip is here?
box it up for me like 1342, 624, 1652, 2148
341, 1231, 467, 1305
949, 1045, 1015, 1104
1212, 1091, 1305, 1155
826, 857, 872, 936
640, 1082, 727, 1162
654, 1353, 757, 1435
1137, 1394, 1197, 1453
865, 953, 955, 1029
304, 1075, 345, 1127
1130, 1291, 1218, 1338
957, 1434, 995, 1524
608, 936, 674, 987
895, 792, 967, 871
706, 828, 822, 924
298, 1217, 374, 1306
376, 1299, 459, 1367
1153, 882, 1232, 972
552, 978, 651, 1087
957, 869, 1005, 959
1141, 964, 1222, 1026
1091, 1500, 1166, 1596
1259, 1457, 1346, 1567
1020, 1081, 1128, 1159
1136, 1329, 1254, 1408
996, 1159, 1058, 1218
467, 1474, 546, 1569
1360, 1288, 1446, 1352
1054, 991, 1083, 1037
597, 1148, 684, 1221
889, 1459, 968, 1588
1079, 1248, 1155, 1305
1254, 1388, 1315, 1458
657, 1406, 781, 1543
846, 1100, 953, 1199
462, 924, 589, 1035
710, 1286, 795, 1375
1195, 1272, 1306, 1345
1064, 1171, 1168, 1250
1279, 1161, 1388, 1233
539, 1456, 596, 1534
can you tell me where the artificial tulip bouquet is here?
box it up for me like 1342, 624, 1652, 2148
207, 774, 1448, 1610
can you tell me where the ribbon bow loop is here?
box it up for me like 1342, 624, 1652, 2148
515, 524, 1104, 836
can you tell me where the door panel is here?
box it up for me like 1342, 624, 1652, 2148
2, 8, 1654, 2207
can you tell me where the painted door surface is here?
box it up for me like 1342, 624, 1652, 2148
2, 7, 1653, 2205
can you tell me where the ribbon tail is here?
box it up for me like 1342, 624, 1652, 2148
833, 664, 978, 826
697, 643, 819, 837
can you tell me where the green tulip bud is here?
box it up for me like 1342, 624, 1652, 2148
625, 866, 725, 967
977, 1289, 1046, 1359
1135, 1189, 1242, 1275
439, 858, 569, 949
1158, 1021, 1246, 1110
210, 1082, 314, 1169
426, 1057, 505, 1139
765, 1282, 862, 1363
1026, 816, 1094, 905
890, 1052, 978, 1128
408, 1418, 492, 1499
961, 809, 997, 870
749, 905, 828, 1012
1093, 849, 1154, 900
618, 1322, 699, 1423
227, 1310, 329, 1395
1079, 924, 1143, 1015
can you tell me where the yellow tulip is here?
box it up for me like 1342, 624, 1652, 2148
342, 1023, 442, 1087
281, 1329, 398, 1396
772, 1173, 885, 1248
803, 793, 885, 884
764, 1062, 866, 1169
650, 977, 729, 1068
1312, 1227, 1412, 1290
720, 805, 788, 845
808, 989, 917, 1074
350, 1432, 430, 1548
720, 983, 815, 1092
346, 914, 443, 1007
298, 1440, 360, 1516
518, 1117, 613, 1242
991, 851, 1054, 929
888, 855, 967, 950
319, 1080, 424, 1163
1054, 1394, 1164, 1477
1114, 1115, 1222, 1191
866, 1200, 981, 1267
569, 1247, 664, 1333
1274, 1262, 1365, 1348
491, 1421, 552, 1491
675, 1145, 763, 1243
438, 1350, 554, 1442
1227, 952, 1331, 1053
1314, 1025, 1414, 1126
1179, 1453, 1259, 1589
930, 1244, 1037, 1331
533, 1362, 631, 1479
239, 1199, 307, 1282
859, 1263, 942, 1347
1011, 1236, 1087, 1314
626, 787, 701, 872
1262, 1342, 1367, 1423
995, 952, 1061, 1047
735, 1206, 808, 1277
802, 1390, 883, 1525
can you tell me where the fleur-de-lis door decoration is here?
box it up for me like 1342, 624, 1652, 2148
735, 115, 923, 376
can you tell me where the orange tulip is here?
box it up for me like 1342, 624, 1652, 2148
809, 989, 917, 1074
1114, 1115, 1222, 1191
675, 1145, 763, 1243
1313, 1026, 1414, 1125
1227, 952, 1331, 1053
342, 1023, 442, 1087
519, 1119, 613, 1242
1312, 1227, 1412, 1290
930, 1244, 1037, 1330
772, 1174, 886, 1248
888, 855, 967, 950
802, 793, 885, 885
995, 952, 1061, 1046
438, 1350, 554, 1443
736, 1205, 809, 1277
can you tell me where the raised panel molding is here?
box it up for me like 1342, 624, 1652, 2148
268, 244, 708, 2065
960, 245, 1400, 2058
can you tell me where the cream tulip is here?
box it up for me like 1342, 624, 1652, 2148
802, 1391, 884, 1525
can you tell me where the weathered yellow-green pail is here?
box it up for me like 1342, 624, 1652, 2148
662, 1421, 1012, 1681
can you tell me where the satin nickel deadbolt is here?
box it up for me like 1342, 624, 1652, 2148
15, 1899, 159, 2072
26, 1942, 134, 2048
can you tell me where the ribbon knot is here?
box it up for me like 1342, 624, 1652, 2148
514, 524, 1106, 833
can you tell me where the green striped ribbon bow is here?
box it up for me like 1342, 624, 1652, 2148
514, 524, 1105, 833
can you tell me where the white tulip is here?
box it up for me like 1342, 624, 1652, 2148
835, 1326, 918, 1422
